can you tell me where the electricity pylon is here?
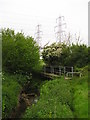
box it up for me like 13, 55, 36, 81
54, 16, 66, 43
35, 24, 43, 47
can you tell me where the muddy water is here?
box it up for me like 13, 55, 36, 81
9, 90, 40, 119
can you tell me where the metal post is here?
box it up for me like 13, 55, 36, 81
64, 67, 65, 76
51, 66, 54, 74
71, 67, 73, 77
59, 66, 61, 76
44, 66, 46, 73
80, 73, 81, 77
50, 66, 52, 73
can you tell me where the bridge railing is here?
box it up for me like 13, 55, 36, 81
66, 72, 82, 77
43, 65, 74, 76
43, 65, 82, 79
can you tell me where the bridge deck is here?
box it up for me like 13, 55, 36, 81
41, 72, 60, 79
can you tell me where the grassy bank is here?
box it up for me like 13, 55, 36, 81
72, 76, 88, 118
23, 75, 88, 118
2, 72, 25, 118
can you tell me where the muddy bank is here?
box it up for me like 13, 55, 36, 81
8, 73, 46, 119
9, 89, 40, 119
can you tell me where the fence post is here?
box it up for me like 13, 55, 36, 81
71, 67, 73, 77
80, 72, 82, 77
52, 67, 54, 74
44, 66, 46, 73
59, 66, 61, 76
64, 67, 65, 76
51, 66, 54, 74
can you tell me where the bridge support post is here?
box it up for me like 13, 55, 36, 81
44, 66, 46, 73
59, 66, 61, 76
51, 66, 54, 74
64, 67, 65, 76
71, 67, 73, 77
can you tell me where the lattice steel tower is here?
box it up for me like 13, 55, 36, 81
54, 16, 66, 43
35, 24, 43, 47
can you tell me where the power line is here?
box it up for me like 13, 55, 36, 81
54, 16, 66, 43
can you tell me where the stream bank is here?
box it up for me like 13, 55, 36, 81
9, 89, 39, 118
8, 72, 48, 119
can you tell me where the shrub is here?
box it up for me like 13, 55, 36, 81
42, 43, 88, 68
72, 76, 88, 118
2, 72, 21, 118
23, 75, 88, 118
23, 78, 74, 118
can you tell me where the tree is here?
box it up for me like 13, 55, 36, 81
2, 28, 42, 74
42, 42, 63, 66
42, 42, 88, 68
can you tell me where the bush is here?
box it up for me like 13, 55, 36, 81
23, 78, 74, 118
40, 78, 73, 106
72, 76, 88, 118
23, 74, 88, 118
74, 66, 88, 76
42, 43, 88, 68
2, 72, 21, 118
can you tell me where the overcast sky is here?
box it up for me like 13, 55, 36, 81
0, 0, 88, 46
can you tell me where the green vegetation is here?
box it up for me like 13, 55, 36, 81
2, 72, 21, 118
2, 28, 89, 118
2, 28, 42, 74
23, 77, 74, 118
42, 42, 88, 68
72, 76, 88, 118
23, 74, 88, 118
2, 28, 43, 118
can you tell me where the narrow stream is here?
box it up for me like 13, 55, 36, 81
8, 73, 47, 119
9, 89, 40, 118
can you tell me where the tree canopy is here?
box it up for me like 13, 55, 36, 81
42, 42, 88, 68
2, 28, 42, 74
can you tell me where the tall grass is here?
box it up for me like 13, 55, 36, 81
72, 76, 88, 118
23, 77, 74, 118
23, 75, 88, 118
2, 72, 21, 118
